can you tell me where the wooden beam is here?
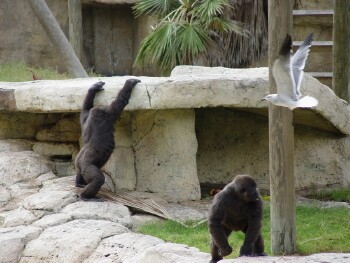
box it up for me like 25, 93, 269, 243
333, 0, 350, 101
68, 0, 83, 61
27, 0, 88, 78
268, 0, 296, 255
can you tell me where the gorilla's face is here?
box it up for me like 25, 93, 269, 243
236, 178, 260, 202
241, 185, 260, 202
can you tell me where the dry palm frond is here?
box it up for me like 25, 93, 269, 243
97, 188, 207, 228
204, 0, 268, 68
98, 187, 173, 219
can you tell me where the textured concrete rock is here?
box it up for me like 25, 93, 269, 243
84, 233, 164, 263
0, 225, 42, 263
23, 191, 78, 213
0, 139, 33, 152
61, 201, 132, 228
0, 112, 62, 139
21, 219, 129, 263
0, 151, 53, 186
0, 185, 11, 206
221, 253, 350, 263
125, 242, 211, 263
0, 208, 38, 227
103, 112, 136, 190
35, 115, 81, 142
32, 142, 78, 159
40, 176, 77, 192
1, 67, 348, 135
32, 213, 72, 229
132, 109, 200, 201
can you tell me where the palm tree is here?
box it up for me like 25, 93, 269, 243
133, 0, 248, 75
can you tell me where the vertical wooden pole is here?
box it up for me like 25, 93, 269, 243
27, 0, 88, 78
333, 0, 350, 101
268, 0, 296, 255
68, 0, 83, 61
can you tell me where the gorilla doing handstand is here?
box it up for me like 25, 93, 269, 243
75, 79, 141, 199
208, 174, 266, 262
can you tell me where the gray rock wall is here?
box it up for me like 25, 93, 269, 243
132, 109, 200, 201
196, 108, 350, 192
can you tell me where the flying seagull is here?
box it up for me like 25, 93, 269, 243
261, 33, 318, 110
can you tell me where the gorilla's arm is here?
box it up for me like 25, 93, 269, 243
208, 197, 233, 256
240, 201, 263, 256
107, 79, 141, 121
80, 81, 105, 126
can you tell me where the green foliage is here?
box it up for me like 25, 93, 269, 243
133, 0, 246, 75
0, 61, 100, 82
0, 61, 69, 82
307, 188, 350, 203
138, 205, 350, 258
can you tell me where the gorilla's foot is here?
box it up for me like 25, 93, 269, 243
80, 196, 105, 202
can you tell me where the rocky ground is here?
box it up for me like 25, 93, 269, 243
0, 148, 349, 262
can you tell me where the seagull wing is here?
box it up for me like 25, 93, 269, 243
291, 33, 313, 98
272, 34, 298, 100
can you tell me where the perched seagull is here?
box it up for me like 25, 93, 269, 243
261, 33, 318, 110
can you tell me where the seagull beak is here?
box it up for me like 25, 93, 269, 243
260, 98, 266, 101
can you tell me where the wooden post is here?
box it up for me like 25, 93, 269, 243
27, 0, 88, 78
333, 0, 350, 101
268, 0, 296, 255
68, 0, 83, 61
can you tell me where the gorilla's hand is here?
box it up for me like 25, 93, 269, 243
218, 245, 232, 257
125, 78, 141, 87
239, 244, 254, 257
89, 81, 105, 93
255, 252, 267, 257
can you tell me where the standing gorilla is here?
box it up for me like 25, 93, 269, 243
208, 174, 266, 262
75, 79, 141, 199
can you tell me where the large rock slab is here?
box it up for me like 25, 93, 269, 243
21, 219, 129, 263
125, 242, 211, 263
0, 151, 53, 186
221, 253, 350, 263
23, 191, 78, 213
0, 225, 42, 263
32, 213, 73, 229
0, 67, 348, 134
0, 208, 38, 227
61, 201, 132, 228
84, 233, 164, 263
132, 109, 200, 201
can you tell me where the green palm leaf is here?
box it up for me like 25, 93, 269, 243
133, 0, 177, 17
176, 22, 210, 64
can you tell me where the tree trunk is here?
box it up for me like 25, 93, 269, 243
333, 0, 350, 101
27, 0, 88, 78
268, 0, 296, 255
68, 0, 83, 61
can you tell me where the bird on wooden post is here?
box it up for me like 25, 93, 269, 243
261, 33, 318, 110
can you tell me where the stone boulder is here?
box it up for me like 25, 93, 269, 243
0, 225, 42, 263
61, 201, 132, 228
84, 233, 164, 262
23, 190, 78, 213
21, 219, 129, 263
0, 208, 38, 228
0, 151, 53, 186
132, 109, 200, 201
125, 242, 211, 263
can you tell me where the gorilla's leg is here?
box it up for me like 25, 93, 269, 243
254, 234, 267, 256
75, 148, 87, 187
80, 163, 105, 199
209, 239, 222, 263
210, 226, 232, 263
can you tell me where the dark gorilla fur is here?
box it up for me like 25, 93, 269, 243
75, 79, 141, 199
208, 174, 266, 262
